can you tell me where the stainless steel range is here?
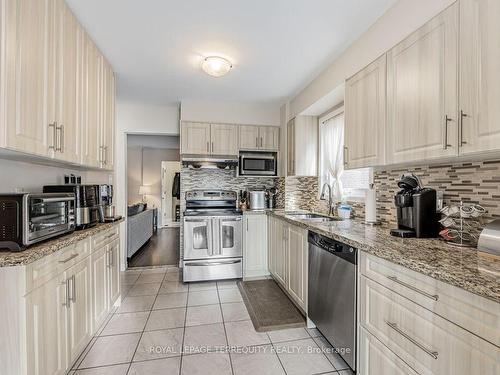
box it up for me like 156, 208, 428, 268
183, 190, 243, 282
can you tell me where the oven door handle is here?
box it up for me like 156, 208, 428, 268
185, 259, 242, 267
33, 197, 75, 203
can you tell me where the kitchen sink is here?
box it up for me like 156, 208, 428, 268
285, 213, 343, 222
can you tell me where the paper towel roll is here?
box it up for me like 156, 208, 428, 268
365, 187, 377, 224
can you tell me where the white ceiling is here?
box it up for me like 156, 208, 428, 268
66, 0, 397, 106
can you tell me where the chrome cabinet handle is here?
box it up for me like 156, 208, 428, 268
386, 322, 438, 359
48, 122, 57, 150
211, 142, 214, 153
260, 137, 263, 147
62, 279, 70, 307
67, 275, 76, 303
386, 276, 439, 301
103, 146, 108, 165
343, 146, 348, 166
256, 137, 259, 148
207, 142, 210, 153
59, 253, 79, 263
59, 124, 64, 153
443, 115, 452, 150
109, 248, 114, 267
460, 110, 467, 146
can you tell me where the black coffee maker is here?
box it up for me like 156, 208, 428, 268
390, 174, 438, 238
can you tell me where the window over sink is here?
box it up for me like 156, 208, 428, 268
319, 107, 371, 201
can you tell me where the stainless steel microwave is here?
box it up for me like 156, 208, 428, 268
239, 152, 277, 176
0, 193, 75, 251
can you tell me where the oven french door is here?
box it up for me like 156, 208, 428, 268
214, 216, 242, 258
183, 217, 214, 260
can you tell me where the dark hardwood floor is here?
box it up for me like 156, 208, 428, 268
128, 227, 180, 268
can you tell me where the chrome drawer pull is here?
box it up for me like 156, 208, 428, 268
59, 253, 78, 263
105, 233, 116, 239
387, 322, 438, 359
386, 276, 439, 301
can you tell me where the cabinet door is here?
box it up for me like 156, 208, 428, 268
274, 220, 288, 287
345, 55, 386, 169
287, 225, 307, 310
66, 259, 92, 364
243, 214, 268, 279
56, 1, 79, 163
107, 239, 120, 306
459, 0, 500, 155
3, 0, 54, 156
101, 61, 115, 170
259, 126, 279, 151
210, 123, 238, 155
239, 125, 259, 150
267, 217, 276, 275
91, 246, 108, 332
359, 328, 419, 375
286, 119, 295, 176
386, 4, 458, 164
181, 122, 211, 155
26, 276, 68, 375
81, 38, 101, 167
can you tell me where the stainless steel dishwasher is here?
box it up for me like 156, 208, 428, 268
308, 231, 357, 371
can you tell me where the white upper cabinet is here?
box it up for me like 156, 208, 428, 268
210, 123, 238, 155
1, 0, 53, 156
386, 3, 459, 164
345, 54, 386, 169
239, 125, 280, 151
459, 0, 500, 155
287, 116, 317, 176
181, 122, 211, 155
100, 59, 115, 169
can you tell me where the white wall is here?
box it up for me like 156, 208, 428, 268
115, 99, 180, 270
180, 100, 280, 125
290, 0, 456, 117
0, 158, 111, 193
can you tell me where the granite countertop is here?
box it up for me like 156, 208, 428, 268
0, 219, 124, 267
269, 210, 500, 304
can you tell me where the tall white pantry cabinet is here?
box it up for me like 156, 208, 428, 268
0, 0, 116, 170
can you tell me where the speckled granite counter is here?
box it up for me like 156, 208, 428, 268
0, 219, 124, 267
269, 210, 500, 304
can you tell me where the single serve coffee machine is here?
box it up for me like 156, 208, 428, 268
390, 174, 438, 238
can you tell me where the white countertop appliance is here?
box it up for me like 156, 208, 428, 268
183, 190, 242, 282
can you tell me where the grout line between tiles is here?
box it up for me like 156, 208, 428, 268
218, 282, 235, 375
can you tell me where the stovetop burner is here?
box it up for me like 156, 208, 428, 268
184, 189, 240, 217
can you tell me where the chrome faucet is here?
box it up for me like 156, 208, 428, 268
320, 183, 334, 216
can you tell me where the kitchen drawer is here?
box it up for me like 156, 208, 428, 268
183, 258, 243, 282
360, 253, 499, 346
359, 327, 419, 375
360, 276, 500, 375
92, 226, 119, 251
25, 238, 90, 293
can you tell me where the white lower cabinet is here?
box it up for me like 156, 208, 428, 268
243, 213, 269, 279
2, 225, 121, 375
268, 216, 308, 312
359, 253, 500, 375
26, 275, 68, 375
65, 258, 92, 364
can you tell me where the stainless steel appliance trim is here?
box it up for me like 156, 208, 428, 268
386, 275, 439, 301
184, 259, 242, 267
32, 196, 75, 203
386, 322, 438, 359
239, 152, 276, 160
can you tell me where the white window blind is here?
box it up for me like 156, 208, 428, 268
319, 110, 371, 201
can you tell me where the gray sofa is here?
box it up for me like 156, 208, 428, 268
127, 208, 154, 258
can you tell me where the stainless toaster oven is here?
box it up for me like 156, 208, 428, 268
0, 193, 75, 251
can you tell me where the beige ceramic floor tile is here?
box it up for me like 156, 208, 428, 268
225, 320, 270, 347
74, 364, 129, 374
181, 353, 232, 375
100, 311, 149, 336
220, 302, 251, 322
128, 356, 181, 375
187, 289, 219, 306
159, 280, 189, 294
136, 272, 166, 284
133, 328, 184, 361
185, 304, 223, 327
183, 323, 227, 354
267, 328, 310, 343
313, 336, 351, 370
145, 307, 186, 331
216, 280, 239, 290
188, 281, 217, 291
116, 295, 155, 313
153, 292, 188, 310
218, 288, 243, 303
127, 282, 161, 296
231, 345, 285, 375
274, 338, 335, 375
79, 333, 140, 368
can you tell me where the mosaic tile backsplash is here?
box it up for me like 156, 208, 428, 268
374, 159, 500, 226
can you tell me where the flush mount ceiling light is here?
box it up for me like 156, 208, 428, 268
201, 56, 232, 77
